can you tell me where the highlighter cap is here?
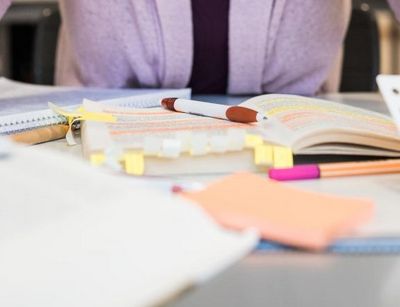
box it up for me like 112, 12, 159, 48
268, 165, 320, 181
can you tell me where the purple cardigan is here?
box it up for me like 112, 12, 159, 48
1, 1, 400, 95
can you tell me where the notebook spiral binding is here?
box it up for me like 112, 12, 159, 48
0, 109, 68, 135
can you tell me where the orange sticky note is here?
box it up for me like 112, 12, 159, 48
182, 173, 373, 250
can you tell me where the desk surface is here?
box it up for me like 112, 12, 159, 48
38, 93, 400, 307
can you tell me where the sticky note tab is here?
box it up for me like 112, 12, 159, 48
104, 146, 123, 171
79, 108, 117, 123
181, 172, 374, 250
124, 152, 145, 175
209, 135, 229, 153
227, 129, 246, 151
76, 106, 85, 113
143, 137, 162, 155
245, 134, 263, 148
190, 133, 209, 156
90, 153, 106, 166
49, 102, 81, 145
254, 144, 273, 166
49, 102, 116, 147
65, 118, 81, 146
49, 102, 116, 123
273, 146, 293, 168
48, 102, 81, 119
175, 131, 192, 152
160, 139, 182, 158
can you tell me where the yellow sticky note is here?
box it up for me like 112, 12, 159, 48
48, 102, 81, 118
245, 134, 263, 148
254, 144, 273, 166
124, 152, 145, 176
76, 106, 85, 113
80, 110, 117, 123
273, 146, 293, 168
90, 153, 106, 166
49, 103, 116, 123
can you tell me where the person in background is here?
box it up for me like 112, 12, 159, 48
0, 1, 399, 96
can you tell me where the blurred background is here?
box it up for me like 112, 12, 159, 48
0, 0, 399, 92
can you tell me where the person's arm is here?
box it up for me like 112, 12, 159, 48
387, 0, 400, 21
0, 0, 11, 19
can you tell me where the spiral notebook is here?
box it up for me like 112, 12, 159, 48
0, 78, 191, 134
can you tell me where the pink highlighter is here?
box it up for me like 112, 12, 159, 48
269, 159, 400, 181
269, 165, 321, 181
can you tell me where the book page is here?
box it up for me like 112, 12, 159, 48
241, 94, 400, 152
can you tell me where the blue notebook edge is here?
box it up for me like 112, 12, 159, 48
256, 238, 400, 254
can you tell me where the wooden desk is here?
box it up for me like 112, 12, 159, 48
38, 93, 400, 307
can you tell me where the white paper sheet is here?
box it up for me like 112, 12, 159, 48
0, 142, 257, 307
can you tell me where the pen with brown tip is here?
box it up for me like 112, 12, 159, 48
161, 98, 267, 123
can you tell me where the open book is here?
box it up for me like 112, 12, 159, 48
80, 93, 400, 176
242, 94, 400, 157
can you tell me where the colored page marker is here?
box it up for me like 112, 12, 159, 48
272, 146, 293, 168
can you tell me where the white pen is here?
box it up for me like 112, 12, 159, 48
161, 98, 267, 123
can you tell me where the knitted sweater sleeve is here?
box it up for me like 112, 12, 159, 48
388, 0, 400, 21
0, 0, 11, 19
